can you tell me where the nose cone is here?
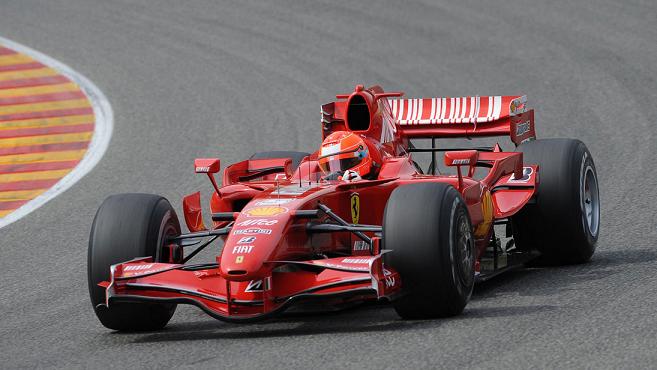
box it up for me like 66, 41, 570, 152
220, 205, 290, 280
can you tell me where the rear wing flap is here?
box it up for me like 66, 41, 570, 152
389, 95, 535, 145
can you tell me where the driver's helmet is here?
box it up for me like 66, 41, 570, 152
318, 131, 371, 178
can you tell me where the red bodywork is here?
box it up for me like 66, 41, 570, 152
102, 85, 538, 321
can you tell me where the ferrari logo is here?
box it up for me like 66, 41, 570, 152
350, 193, 360, 224
235, 256, 244, 264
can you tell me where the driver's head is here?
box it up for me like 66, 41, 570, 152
318, 131, 371, 178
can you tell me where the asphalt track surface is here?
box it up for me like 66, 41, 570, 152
1, 1, 657, 368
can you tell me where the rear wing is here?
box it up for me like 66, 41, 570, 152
388, 95, 535, 145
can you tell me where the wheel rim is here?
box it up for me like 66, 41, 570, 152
582, 166, 600, 237
455, 213, 474, 286
156, 218, 180, 263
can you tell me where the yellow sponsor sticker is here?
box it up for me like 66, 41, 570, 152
474, 190, 494, 238
244, 206, 288, 217
235, 256, 244, 264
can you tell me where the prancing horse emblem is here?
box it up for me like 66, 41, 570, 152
350, 193, 360, 224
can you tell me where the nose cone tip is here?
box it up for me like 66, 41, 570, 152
219, 255, 264, 280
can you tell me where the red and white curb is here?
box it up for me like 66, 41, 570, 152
0, 36, 113, 229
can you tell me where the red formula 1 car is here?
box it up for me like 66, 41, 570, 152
88, 85, 600, 331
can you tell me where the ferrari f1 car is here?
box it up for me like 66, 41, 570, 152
88, 85, 600, 331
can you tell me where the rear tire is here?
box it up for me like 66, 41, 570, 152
250, 151, 310, 170
512, 139, 600, 264
88, 193, 181, 331
384, 183, 475, 319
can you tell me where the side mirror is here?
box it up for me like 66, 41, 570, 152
444, 150, 478, 167
194, 158, 221, 193
194, 158, 220, 174
444, 150, 478, 191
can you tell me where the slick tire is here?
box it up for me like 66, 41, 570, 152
384, 183, 476, 319
88, 193, 181, 331
250, 151, 311, 170
512, 139, 600, 264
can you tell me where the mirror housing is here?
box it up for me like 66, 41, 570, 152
194, 158, 220, 174
444, 150, 478, 191
194, 158, 221, 193
444, 150, 478, 167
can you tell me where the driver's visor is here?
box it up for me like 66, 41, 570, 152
318, 156, 362, 173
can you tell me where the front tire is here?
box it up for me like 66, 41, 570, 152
384, 183, 475, 319
512, 139, 600, 264
88, 193, 181, 331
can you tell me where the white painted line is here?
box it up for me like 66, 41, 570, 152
0, 36, 113, 229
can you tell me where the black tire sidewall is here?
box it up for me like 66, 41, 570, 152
88, 194, 180, 306
513, 139, 599, 263
87, 194, 180, 330
577, 149, 600, 247
384, 183, 475, 318
443, 197, 475, 302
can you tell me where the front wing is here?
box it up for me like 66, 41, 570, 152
99, 254, 401, 322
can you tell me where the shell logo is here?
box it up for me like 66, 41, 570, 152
474, 190, 493, 238
244, 206, 288, 217
509, 96, 526, 116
